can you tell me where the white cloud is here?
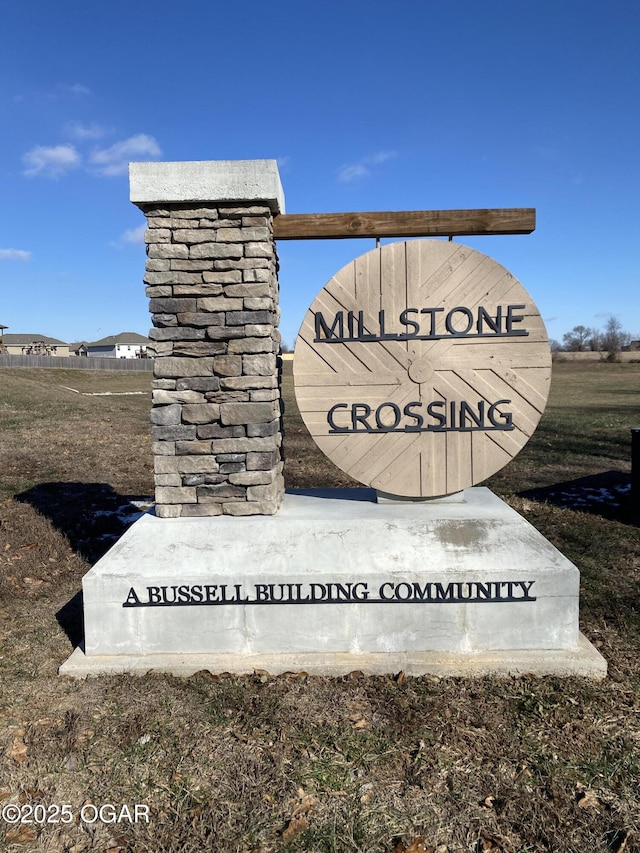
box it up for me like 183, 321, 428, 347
90, 134, 162, 177
337, 150, 399, 183
65, 120, 108, 140
22, 144, 81, 178
370, 150, 398, 164
0, 248, 31, 261
69, 83, 91, 96
338, 163, 370, 183
120, 224, 147, 245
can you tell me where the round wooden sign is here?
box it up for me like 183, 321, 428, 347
293, 240, 551, 498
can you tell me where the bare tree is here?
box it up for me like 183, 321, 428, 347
601, 315, 631, 360
562, 325, 593, 351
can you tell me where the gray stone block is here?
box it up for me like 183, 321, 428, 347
174, 440, 212, 455
149, 327, 206, 341
216, 227, 270, 243
226, 310, 272, 326
247, 450, 279, 470
152, 314, 178, 327
228, 337, 274, 354
147, 243, 189, 259
151, 425, 198, 441
146, 259, 171, 272
176, 377, 221, 391
220, 401, 277, 425
197, 296, 244, 312
221, 376, 277, 390
190, 243, 243, 260
150, 404, 182, 426
206, 326, 245, 340
181, 403, 221, 424
173, 284, 224, 297
172, 229, 218, 243
152, 390, 205, 405
229, 470, 275, 486
170, 260, 214, 271
212, 355, 242, 376
176, 312, 224, 327
242, 354, 276, 376
155, 486, 197, 504
155, 357, 215, 378
197, 483, 246, 500
202, 270, 243, 284
244, 241, 274, 258
197, 424, 245, 439
242, 268, 272, 283
149, 297, 197, 314
144, 228, 171, 243
180, 503, 223, 517
172, 342, 226, 358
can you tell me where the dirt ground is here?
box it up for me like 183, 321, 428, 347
0, 362, 639, 852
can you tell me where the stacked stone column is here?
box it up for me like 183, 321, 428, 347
130, 161, 285, 518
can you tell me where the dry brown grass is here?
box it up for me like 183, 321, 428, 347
0, 362, 639, 853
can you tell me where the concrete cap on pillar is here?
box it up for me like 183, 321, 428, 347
129, 159, 285, 213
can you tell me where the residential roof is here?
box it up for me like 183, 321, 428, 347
2, 333, 67, 345
89, 332, 150, 347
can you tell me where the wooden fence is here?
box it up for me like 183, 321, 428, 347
0, 355, 154, 371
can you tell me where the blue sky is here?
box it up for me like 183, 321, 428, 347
1, 0, 639, 348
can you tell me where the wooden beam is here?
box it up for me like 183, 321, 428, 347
273, 208, 535, 240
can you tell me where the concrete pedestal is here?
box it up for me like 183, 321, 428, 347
60, 488, 606, 678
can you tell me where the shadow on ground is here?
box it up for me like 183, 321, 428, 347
15, 482, 152, 649
519, 470, 638, 526
16, 481, 152, 563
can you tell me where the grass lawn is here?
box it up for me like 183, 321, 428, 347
0, 361, 639, 852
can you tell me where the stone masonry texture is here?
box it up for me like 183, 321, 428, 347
141, 203, 284, 517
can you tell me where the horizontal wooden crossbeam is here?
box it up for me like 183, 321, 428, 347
273, 208, 535, 240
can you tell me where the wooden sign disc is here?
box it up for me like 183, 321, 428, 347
293, 240, 551, 498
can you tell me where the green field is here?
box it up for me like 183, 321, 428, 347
0, 362, 639, 852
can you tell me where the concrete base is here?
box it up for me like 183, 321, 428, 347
64, 488, 606, 678
60, 632, 605, 678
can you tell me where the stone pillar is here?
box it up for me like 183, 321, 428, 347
129, 160, 285, 518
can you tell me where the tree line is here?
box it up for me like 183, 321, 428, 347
551, 316, 637, 358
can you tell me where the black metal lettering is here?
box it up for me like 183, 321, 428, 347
506, 304, 527, 334
420, 307, 444, 335
375, 402, 402, 431
476, 305, 503, 334
445, 307, 474, 336
124, 587, 140, 605
460, 400, 485, 428
327, 403, 349, 432
488, 400, 513, 428
314, 310, 344, 340
403, 401, 424, 431
427, 400, 446, 428
254, 584, 270, 602
352, 403, 373, 431
434, 582, 456, 600
411, 582, 432, 600
399, 308, 420, 337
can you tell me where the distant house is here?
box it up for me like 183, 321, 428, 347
0, 324, 7, 353
86, 332, 150, 359
69, 341, 89, 357
2, 334, 69, 357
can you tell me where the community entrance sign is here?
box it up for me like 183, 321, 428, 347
294, 240, 551, 497
61, 159, 606, 680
